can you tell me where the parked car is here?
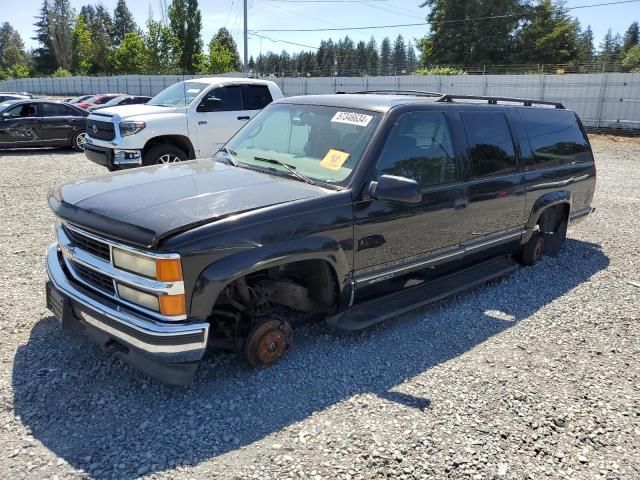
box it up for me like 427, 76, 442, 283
0, 99, 89, 151
0, 93, 30, 103
45, 91, 596, 384
66, 95, 93, 104
83, 77, 283, 169
88, 95, 152, 111
75, 94, 123, 110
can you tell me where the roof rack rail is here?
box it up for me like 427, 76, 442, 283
335, 89, 444, 97
436, 94, 565, 109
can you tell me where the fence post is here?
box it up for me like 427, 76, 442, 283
595, 72, 609, 129
540, 73, 546, 101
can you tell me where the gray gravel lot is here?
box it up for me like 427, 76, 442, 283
0, 137, 638, 480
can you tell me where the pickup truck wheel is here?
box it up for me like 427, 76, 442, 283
517, 232, 545, 266
71, 131, 86, 152
243, 318, 293, 368
143, 144, 187, 166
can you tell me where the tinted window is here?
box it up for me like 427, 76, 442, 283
376, 111, 458, 188
42, 103, 77, 116
209, 86, 243, 111
461, 112, 516, 177
519, 109, 591, 169
5, 103, 37, 118
243, 85, 273, 110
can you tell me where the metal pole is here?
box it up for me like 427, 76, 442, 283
243, 0, 248, 74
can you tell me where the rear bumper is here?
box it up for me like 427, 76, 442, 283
45, 243, 209, 384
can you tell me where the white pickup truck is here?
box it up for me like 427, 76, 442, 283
83, 77, 283, 170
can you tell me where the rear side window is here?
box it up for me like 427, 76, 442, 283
376, 111, 458, 188
460, 112, 517, 177
519, 109, 592, 169
243, 85, 273, 110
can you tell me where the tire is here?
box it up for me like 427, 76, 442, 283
517, 232, 545, 266
71, 131, 87, 152
143, 144, 187, 166
544, 220, 568, 257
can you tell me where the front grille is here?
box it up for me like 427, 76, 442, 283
87, 119, 116, 141
72, 261, 116, 295
64, 225, 110, 261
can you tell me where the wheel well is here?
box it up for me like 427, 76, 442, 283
537, 203, 569, 233
144, 135, 195, 159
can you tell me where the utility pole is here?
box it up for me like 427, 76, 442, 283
244, 0, 248, 74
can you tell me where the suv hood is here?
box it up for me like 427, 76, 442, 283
50, 161, 327, 248
88, 104, 184, 119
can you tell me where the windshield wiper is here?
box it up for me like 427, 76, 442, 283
218, 146, 239, 166
253, 156, 318, 186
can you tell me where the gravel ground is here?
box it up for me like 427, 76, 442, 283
0, 136, 638, 480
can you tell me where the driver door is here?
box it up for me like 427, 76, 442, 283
353, 110, 468, 287
193, 85, 246, 157
0, 103, 43, 147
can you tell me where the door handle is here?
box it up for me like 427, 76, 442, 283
237, 116, 250, 120
454, 199, 468, 209
198, 121, 207, 125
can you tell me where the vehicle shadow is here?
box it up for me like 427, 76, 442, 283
12, 239, 608, 479
0, 147, 79, 158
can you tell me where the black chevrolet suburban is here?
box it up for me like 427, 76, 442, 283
45, 92, 596, 384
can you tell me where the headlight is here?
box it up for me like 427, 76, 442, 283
117, 283, 160, 311
112, 248, 183, 282
119, 121, 146, 136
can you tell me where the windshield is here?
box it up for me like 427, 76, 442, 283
103, 96, 127, 106
147, 82, 209, 107
220, 104, 381, 186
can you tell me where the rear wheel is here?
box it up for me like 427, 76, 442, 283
517, 232, 545, 266
143, 144, 187, 166
544, 220, 568, 257
71, 131, 86, 152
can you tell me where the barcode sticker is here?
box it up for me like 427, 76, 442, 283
331, 111, 373, 127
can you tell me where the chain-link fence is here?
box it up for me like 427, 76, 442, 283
1, 72, 639, 130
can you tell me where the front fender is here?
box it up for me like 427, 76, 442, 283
189, 235, 352, 318
523, 190, 571, 242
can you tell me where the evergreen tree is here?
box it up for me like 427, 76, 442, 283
622, 21, 639, 53
211, 28, 241, 71
91, 4, 115, 74
355, 40, 367, 75
317, 39, 336, 75
337, 36, 355, 75
406, 41, 417, 72
71, 15, 93, 75
49, 0, 74, 71
598, 28, 622, 64
0, 23, 26, 69
380, 37, 392, 75
207, 38, 235, 73
32, 0, 56, 73
576, 25, 595, 63
113, 0, 138, 47
365, 37, 379, 75
516, 0, 580, 65
392, 34, 407, 73
168, 0, 203, 74
248, 55, 255, 71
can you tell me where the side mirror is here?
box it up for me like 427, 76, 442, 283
1, 112, 10, 120
197, 97, 223, 112
369, 175, 422, 204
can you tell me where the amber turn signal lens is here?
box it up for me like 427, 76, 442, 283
156, 258, 183, 282
159, 294, 186, 316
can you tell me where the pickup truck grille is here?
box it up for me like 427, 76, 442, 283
63, 225, 111, 261
71, 261, 116, 295
87, 119, 116, 141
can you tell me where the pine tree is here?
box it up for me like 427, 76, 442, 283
91, 4, 115, 74
598, 28, 622, 64
169, 0, 203, 74
622, 21, 639, 53
32, 0, 56, 73
355, 40, 367, 75
406, 41, 417, 72
0, 22, 29, 76
113, 0, 138, 46
380, 37, 392, 75
337, 36, 355, 75
576, 25, 595, 63
392, 34, 407, 74
365, 37, 379, 75
211, 28, 241, 71
49, 0, 74, 71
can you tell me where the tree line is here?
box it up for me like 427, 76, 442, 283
0, 0, 639, 81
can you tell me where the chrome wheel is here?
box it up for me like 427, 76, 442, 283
75, 132, 87, 151
157, 153, 181, 164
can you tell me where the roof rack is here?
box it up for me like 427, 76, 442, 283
335, 89, 444, 97
435, 94, 565, 109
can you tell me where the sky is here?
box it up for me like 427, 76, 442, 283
2, 0, 639, 63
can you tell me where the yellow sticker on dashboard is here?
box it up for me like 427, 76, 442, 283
320, 149, 350, 171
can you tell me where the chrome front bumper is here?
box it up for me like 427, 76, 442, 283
46, 243, 209, 366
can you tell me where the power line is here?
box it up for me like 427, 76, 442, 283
261, 0, 390, 3
252, 0, 640, 32
249, 32, 320, 50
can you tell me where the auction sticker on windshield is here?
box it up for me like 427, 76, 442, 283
331, 111, 373, 127
320, 149, 350, 170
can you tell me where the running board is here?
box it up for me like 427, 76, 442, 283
327, 256, 518, 331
